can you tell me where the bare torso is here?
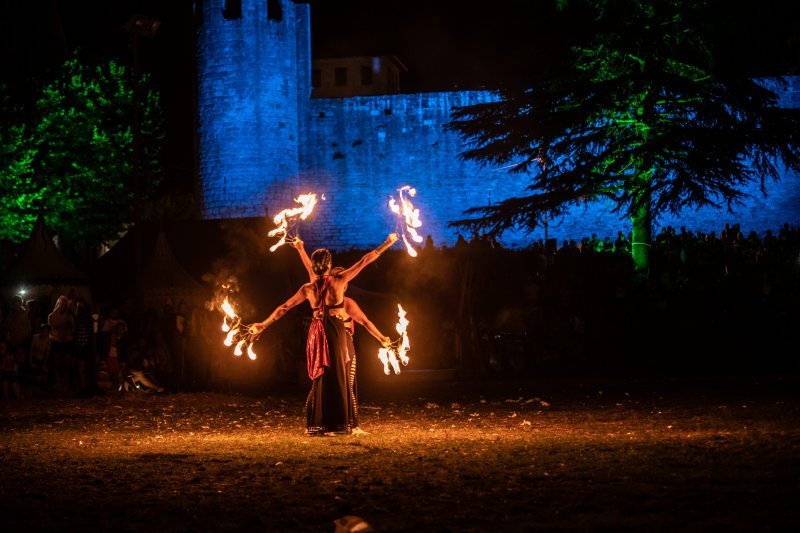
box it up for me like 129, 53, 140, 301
252, 234, 397, 334
303, 275, 349, 319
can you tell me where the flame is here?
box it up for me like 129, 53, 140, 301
224, 328, 238, 347
218, 295, 258, 360
221, 297, 237, 331
388, 186, 423, 257
268, 193, 318, 252
234, 339, 245, 356
377, 348, 391, 375
377, 304, 411, 375
378, 348, 400, 376
221, 298, 237, 318
396, 304, 410, 365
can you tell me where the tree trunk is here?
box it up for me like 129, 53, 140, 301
630, 176, 652, 273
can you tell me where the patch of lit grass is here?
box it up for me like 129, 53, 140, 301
2, 382, 799, 531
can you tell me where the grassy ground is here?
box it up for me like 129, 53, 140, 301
1, 374, 799, 532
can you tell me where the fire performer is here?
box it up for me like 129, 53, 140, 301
289, 238, 392, 432
251, 233, 398, 436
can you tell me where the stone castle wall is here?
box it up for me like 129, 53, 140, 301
296, 79, 800, 249
197, 1, 800, 249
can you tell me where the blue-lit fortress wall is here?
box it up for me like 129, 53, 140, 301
197, 0, 800, 249
197, 0, 309, 217
299, 92, 531, 249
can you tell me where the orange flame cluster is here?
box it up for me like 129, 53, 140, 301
221, 297, 257, 360
268, 193, 319, 252
388, 186, 423, 257
377, 304, 411, 375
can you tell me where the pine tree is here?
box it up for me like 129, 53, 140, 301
446, 0, 800, 271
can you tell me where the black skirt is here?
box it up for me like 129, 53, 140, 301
305, 315, 357, 435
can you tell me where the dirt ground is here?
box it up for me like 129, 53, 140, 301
1, 374, 799, 532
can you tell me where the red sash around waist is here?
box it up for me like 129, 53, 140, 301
306, 317, 330, 380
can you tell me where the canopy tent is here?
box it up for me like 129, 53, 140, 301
0, 215, 91, 303
88, 219, 247, 308
140, 230, 208, 310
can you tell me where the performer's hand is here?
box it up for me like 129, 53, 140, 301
249, 322, 265, 334
288, 236, 304, 249
375, 233, 399, 255
381, 336, 392, 348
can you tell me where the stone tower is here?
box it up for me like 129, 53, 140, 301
195, 0, 310, 218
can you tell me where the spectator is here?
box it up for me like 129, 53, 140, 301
25, 298, 45, 340
1, 340, 21, 400
5, 295, 32, 354
48, 295, 75, 391
102, 324, 127, 391
72, 297, 95, 396
101, 307, 128, 338
28, 323, 51, 389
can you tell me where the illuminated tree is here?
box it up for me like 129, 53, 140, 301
31, 57, 164, 252
447, 0, 800, 272
0, 87, 40, 243
26, 56, 163, 252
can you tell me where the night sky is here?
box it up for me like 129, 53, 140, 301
1, 0, 798, 191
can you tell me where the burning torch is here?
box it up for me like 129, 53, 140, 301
388, 185, 424, 257
220, 296, 259, 360
377, 304, 411, 375
268, 193, 319, 252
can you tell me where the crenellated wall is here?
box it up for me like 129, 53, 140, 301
197, 1, 800, 249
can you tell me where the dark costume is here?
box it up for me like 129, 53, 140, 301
343, 317, 359, 429
305, 277, 358, 435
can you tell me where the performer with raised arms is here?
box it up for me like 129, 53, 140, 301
251, 233, 398, 436
289, 237, 392, 433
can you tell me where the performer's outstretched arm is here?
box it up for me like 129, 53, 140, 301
339, 233, 398, 283
250, 286, 307, 334
344, 297, 391, 347
289, 237, 315, 281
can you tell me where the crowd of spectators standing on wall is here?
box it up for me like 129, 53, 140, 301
1, 221, 799, 400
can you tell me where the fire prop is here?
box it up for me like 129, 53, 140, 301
268, 193, 319, 252
388, 186, 423, 257
377, 304, 411, 375
220, 297, 258, 360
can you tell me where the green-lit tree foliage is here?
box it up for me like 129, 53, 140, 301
446, 0, 800, 272
0, 87, 38, 243
30, 56, 163, 252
